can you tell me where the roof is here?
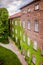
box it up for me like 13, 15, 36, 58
9, 12, 21, 19
20, 0, 40, 9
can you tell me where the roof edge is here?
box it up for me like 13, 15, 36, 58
20, 0, 40, 9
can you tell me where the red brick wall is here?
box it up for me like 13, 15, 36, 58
21, 0, 43, 52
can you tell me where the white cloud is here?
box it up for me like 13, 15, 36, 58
7, 0, 22, 15
0, 0, 33, 15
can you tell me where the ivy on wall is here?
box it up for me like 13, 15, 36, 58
10, 18, 43, 65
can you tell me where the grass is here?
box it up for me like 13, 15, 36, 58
0, 38, 9, 44
0, 46, 22, 65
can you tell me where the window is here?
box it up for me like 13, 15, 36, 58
35, 4, 39, 10
23, 21, 25, 28
33, 40, 38, 50
27, 50, 30, 57
28, 8, 31, 12
34, 20, 39, 32
15, 21, 17, 25
28, 37, 30, 46
28, 21, 31, 30
32, 56, 36, 64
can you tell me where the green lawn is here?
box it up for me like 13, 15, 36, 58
0, 46, 22, 65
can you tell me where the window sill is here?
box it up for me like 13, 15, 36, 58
34, 9, 39, 11
34, 31, 39, 33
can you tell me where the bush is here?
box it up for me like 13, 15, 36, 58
0, 8, 9, 43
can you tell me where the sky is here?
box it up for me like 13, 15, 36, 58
0, 0, 33, 15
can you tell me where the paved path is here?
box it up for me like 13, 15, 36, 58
0, 37, 28, 65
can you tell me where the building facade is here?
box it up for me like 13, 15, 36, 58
9, 0, 43, 64
20, 0, 43, 54
20, 0, 43, 64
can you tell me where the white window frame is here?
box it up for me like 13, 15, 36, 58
32, 56, 36, 64
28, 21, 31, 30
35, 4, 39, 10
28, 37, 30, 46
33, 40, 38, 50
34, 20, 39, 32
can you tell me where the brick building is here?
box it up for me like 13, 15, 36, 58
20, 0, 43, 54
9, 0, 43, 64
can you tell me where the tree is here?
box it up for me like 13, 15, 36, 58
0, 8, 9, 39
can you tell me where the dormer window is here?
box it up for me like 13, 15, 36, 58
35, 4, 39, 10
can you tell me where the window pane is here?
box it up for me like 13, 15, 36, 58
28, 37, 30, 45
28, 21, 31, 30
33, 40, 37, 50
32, 56, 36, 64
34, 20, 38, 32
35, 4, 39, 10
